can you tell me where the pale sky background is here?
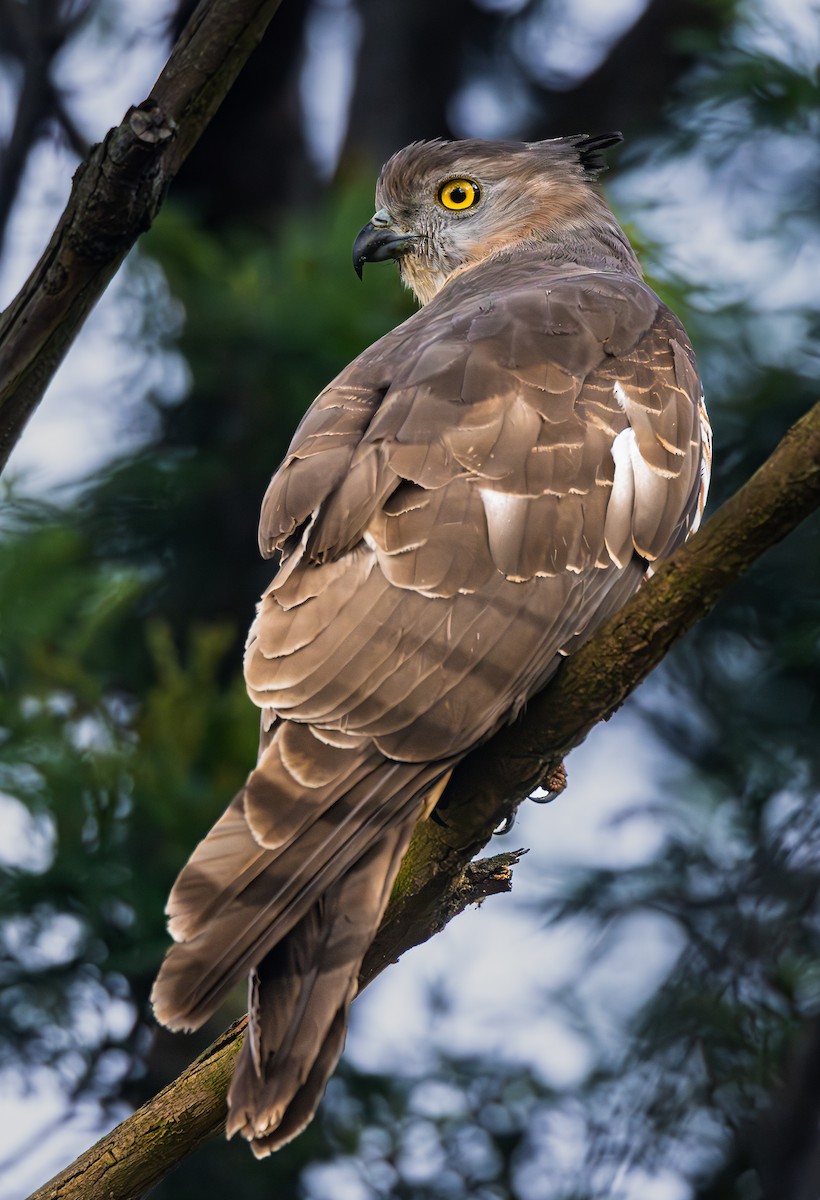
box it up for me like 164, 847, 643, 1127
1, 0, 817, 1196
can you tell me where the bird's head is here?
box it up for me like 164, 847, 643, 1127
353, 134, 635, 305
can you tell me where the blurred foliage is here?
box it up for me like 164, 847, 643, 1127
1, 0, 820, 1198
0, 493, 257, 1091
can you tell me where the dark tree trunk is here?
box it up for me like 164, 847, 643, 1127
170, 0, 315, 225
342, 0, 493, 167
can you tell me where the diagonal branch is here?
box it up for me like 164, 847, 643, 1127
0, 0, 284, 473
27, 850, 524, 1200
27, 400, 820, 1200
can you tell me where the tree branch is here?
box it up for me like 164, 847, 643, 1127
0, 0, 284, 473
27, 850, 524, 1200
27, 401, 820, 1199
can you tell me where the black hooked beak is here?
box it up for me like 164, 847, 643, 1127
352, 221, 418, 279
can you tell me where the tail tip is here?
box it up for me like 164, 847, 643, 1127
150, 978, 200, 1034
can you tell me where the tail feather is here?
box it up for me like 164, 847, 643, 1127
151, 728, 447, 1032
226, 819, 413, 1152
246, 1009, 348, 1158
164, 725, 377, 946
163, 792, 264, 945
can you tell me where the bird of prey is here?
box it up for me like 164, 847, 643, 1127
152, 133, 711, 1155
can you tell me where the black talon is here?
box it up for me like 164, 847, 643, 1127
530, 789, 562, 805
494, 812, 516, 835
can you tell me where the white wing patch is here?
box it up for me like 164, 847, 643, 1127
613, 381, 679, 480
607, 380, 712, 570
692, 392, 713, 535
604, 428, 636, 568
479, 487, 522, 529
613, 380, 629, 410
479, 489, 532, 579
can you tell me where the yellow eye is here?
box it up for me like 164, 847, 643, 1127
437, 178, 481, 211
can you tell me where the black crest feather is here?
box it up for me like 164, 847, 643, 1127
563, 132, 623, 177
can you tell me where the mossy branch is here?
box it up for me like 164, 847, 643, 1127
27, 400, 820, 1199
27, 851, 524, 1200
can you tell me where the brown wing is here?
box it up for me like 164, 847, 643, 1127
250, 258, 706, 761
153, 255, 708, 1153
